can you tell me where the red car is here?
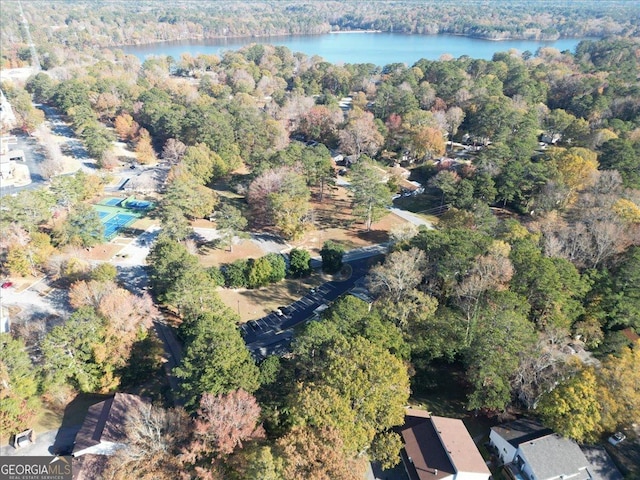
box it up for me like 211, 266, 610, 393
1, 281, 13, 289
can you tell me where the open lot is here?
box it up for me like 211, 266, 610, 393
197, 237, 266, 267
291, 183, 412, 253
217, 275, 324, 322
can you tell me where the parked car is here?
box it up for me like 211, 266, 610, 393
1, 281, 13, 289
608, 432, 626, 446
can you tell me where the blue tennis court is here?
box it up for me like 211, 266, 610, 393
103, 213, 138, 239
102, 198, 123, 206
97, 211, 111, 219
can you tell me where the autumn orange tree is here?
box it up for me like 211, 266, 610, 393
187, 389, 264, 461
277, 426, 367, 480
114, 112, 139, 142
135, 128, 157, 165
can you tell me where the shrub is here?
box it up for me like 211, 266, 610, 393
247, 257, 273, 289
224, 259, 249, 288
207, 266, 226, 287
265, 253, 287, 283
320, 240, 344, 274
289, 248, 312, 277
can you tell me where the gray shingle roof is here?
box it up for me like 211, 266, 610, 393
517, 434, 591, 480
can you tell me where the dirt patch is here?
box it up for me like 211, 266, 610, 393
84, 244, 123, 262
291, 184, 409, 253
198, 239, 266, 268
295, 212, 407, 254
217, 276, 324, 322
191, 219, 217, 228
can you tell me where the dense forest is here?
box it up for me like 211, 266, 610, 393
1, 3, 640, 478
2, 0, 640, 68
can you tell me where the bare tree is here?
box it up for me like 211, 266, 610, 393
512, 329, 582, 409
454, 241, 514, 345
105, 404, 191, 480
389, 223, 419, 245
445, 106, 465, 152
367, 248, 426, 303
339, 109, 384, 157
162, 138, 187, 164
277, 93, 315, 132
68, 279, 118, 310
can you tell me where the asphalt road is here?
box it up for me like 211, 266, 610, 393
241, 253, 384, 359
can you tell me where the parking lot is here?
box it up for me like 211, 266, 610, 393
241, 254, 381, 359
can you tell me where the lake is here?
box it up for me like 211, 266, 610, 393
121, 32, 592, 66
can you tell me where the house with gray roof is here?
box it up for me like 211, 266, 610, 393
511, 433, 593, 480
491, 419, 623, 480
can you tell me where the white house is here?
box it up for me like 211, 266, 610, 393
489, 418, 553, 465
399, 408, 491, 480
490, 420, 596, 480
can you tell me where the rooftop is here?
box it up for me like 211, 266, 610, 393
431, 415, 491, 476
518, 434, 591, 480
491, 418, 553, 448
399, 409, 490, 480
73, 393, 148, 455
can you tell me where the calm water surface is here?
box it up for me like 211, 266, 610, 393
121, 32, 591, 65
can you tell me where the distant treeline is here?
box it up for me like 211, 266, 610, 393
2, 0, 640, 67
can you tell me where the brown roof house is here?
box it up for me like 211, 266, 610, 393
399, 408, 491, 480
72, 393, 148, 457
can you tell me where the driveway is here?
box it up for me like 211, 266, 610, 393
582, 446, 623, 480
0, 277, 71, 322
109, 225, 184, 406
388, 206, 433, 227
0, 430, 57, 457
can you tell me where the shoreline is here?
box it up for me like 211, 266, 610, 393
328, 30, 382, 34
113, 30, 590, 50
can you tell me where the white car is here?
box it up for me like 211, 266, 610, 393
608, 432, 626, 446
